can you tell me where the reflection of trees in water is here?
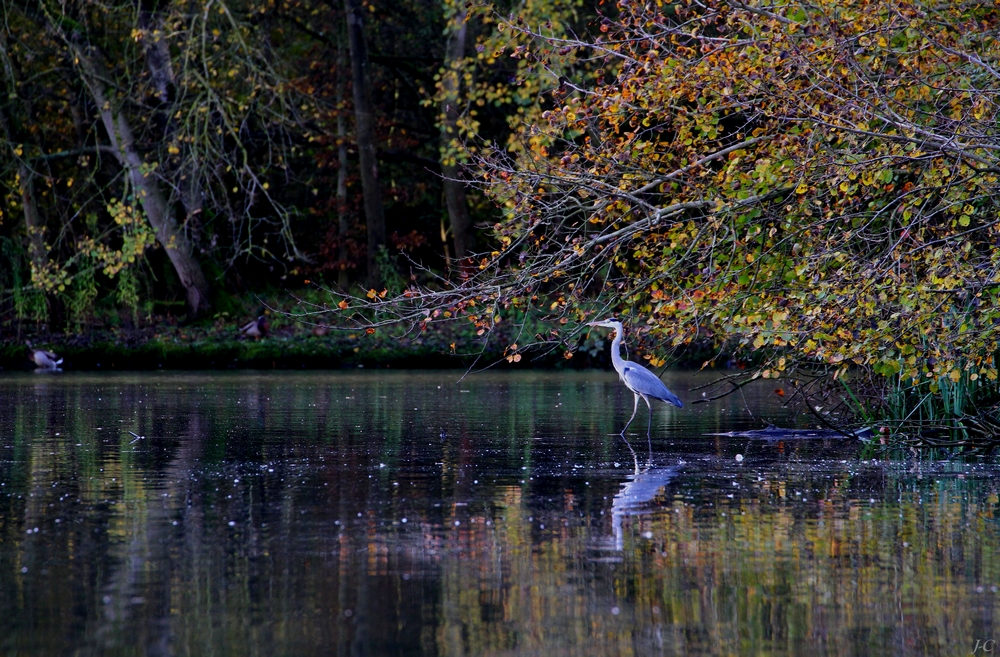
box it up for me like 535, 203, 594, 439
1, 375, 999, 655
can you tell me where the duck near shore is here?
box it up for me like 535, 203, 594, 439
240, 314, 269, 339
27, 341, 63, 370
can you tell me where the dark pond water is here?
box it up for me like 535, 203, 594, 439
1, 370, 999, 656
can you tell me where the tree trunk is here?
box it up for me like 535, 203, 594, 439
337, 35, 350, 289
138, 8, 203, 222
344, 0, 386, 289
71, 43, 211, 317
440, 6, 474, 263
0, 31, 47, 279
19, 163, 48, 275
138, 8, 175, 105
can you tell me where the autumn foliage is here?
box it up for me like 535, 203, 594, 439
440, 0, 998, 432
6, 0, 1000, 435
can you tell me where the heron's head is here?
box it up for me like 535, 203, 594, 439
586, 318, 623, 330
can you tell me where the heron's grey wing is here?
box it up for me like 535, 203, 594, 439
621, 361, 684, 408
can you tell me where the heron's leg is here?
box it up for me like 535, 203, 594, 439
619, 433, 640, 473
645, 396, 654, 436
622, 393, 640, 434
643, 396, 654, 460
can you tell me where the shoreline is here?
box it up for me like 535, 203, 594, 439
2, 326, 716, 372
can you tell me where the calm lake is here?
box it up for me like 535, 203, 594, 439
1, 370, 998, 656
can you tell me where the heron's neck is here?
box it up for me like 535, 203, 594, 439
611, 329, 626, 372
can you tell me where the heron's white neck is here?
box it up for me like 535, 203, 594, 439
610, 325, 626, 375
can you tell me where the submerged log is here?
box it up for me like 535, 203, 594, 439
705, 424, 871, 440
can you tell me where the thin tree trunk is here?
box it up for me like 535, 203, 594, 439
439, 216, 452, 271
1, 31, 48, 279
337, 36, 350, 289
138, 9, 175, 105
139, 8, 203, 222
344, 0, 386, 288
19, 163, 48, 275
440, 6, 474, 263
71, 43, 211, 317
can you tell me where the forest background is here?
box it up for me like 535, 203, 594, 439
2, 0, 1000, 443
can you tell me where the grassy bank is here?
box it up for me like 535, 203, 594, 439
1, 288, 722, 372
1, 310, 620, 372
2, 324, 516, 371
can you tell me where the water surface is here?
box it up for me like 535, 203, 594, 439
0, 370, 998, 656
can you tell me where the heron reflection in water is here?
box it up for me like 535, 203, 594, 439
586, 318, 683, 436
608, 436, 677, 550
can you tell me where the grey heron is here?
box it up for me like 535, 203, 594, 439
587, 318, 683, 435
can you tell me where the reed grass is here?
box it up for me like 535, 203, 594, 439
842, 361, 1000, 447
